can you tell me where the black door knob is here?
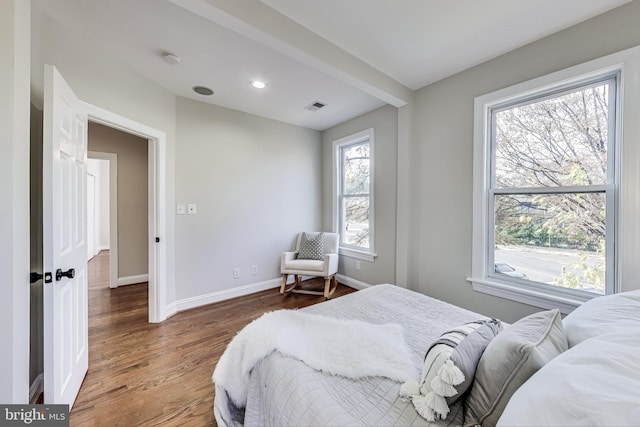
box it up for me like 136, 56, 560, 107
55, 268, 75, 282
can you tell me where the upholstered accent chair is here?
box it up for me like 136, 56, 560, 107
280, 231, 339, 299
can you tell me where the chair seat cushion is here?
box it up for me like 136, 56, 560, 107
284, 259, 325, 272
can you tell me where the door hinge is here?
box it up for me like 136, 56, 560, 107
155, 237, 160, 243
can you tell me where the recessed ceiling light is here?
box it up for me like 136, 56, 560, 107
162, 52, 181, 65
251, 80, 267, 89
193, 86, 214, 96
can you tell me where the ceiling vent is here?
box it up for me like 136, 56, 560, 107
305, 101, 326, 112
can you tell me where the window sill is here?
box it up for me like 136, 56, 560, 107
339, 247, 377, 262
466, 277, 593, 315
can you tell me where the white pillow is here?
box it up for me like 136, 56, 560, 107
562, 289, 640, 347
497, 331, 640, 427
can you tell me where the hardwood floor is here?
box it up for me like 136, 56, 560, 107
71, 251, 356, 426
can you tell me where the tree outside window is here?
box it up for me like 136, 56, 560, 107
490, 77, 616, 295
333, 128, 374, 257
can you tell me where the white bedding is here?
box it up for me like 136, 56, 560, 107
214, 284, 487, 427
212, 310, 416, 410
497, 331, 640, 426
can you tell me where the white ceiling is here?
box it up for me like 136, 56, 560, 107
261, 0, 633, 90
33, 0, 631, 131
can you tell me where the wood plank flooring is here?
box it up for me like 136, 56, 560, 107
71, 251, 356, 426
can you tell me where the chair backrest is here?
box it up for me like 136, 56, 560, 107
296, 232, 339, 254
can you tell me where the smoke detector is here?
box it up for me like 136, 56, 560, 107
304, 101, 326, 112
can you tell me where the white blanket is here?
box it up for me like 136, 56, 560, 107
212, 309, 415, 409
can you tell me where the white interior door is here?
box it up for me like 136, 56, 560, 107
43, 65, 89, 407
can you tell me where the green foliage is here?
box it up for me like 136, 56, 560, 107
554, 241, 605, 290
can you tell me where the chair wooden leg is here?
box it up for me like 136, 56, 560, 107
280, 274, 288, 294
324, 274, 338, 299
324, 277, 330, 299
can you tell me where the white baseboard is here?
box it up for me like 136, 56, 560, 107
337, 274, 371, 290
117, 274, 149, 287
29, 373, 44, 404
98, 245, 110, 252
166, 278, 282, 316
163, 275, 370, 319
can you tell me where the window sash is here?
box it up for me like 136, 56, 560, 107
339, 142, 370, 249
333, 128, 375, 257
485, 73, 619, 298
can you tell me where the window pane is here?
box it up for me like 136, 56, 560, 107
495, 81, 610, 188
343, 196, 370, 249
494, 193, 605, 294
342, 143, 370, 195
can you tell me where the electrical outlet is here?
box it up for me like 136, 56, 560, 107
251, 265, 258, 275
356, 260, 361, 271
187, 203, 197, 214
233, 268, 240, 279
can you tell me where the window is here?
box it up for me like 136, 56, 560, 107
468, 49, 640, 312
491, 76, 617, 297
333, 128, 375, 261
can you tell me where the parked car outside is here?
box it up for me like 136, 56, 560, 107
495, 262, 528, 279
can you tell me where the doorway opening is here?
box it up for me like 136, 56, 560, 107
88, 123, 150, 292
83, 102, 167, 324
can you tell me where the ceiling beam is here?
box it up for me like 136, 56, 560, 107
169, 0, 413, 107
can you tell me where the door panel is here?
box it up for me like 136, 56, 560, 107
43, 65, 88, 408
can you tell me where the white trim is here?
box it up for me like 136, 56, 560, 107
338, 247, 377, 262
117, 274, 149, 287
166, 275, 369, 317
98, 245, 110, 252
88, 151, 118, 289
336, 274, 371, 290
29, 373, 44, 404
468, 278, 587, 314
83, 101, 169, 323
167, 279, 282, 316
332, 127, 376, 258
471, 45, 640, 309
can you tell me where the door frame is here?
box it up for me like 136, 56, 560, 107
82, 101, 167, 323
87, 151, 118, 288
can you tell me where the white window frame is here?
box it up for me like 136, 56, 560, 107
332, 128, 376, 262
469, 46, 640, 314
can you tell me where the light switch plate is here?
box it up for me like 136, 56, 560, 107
188, 203, 197, 214
176, 204, 186, 215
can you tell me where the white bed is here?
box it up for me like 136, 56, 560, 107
213, 284, 640, 427
215, 284, 485, 426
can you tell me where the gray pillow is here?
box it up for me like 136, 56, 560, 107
447, 320, 502, 404
464, 309, 568, 427
296, 232, 325, 260
400, 319, 502, 422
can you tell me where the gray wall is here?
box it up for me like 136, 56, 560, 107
88, 123, 148, 278
322, 105, 398, 285
410, 0, 640, 323
174, 97, 322, 300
